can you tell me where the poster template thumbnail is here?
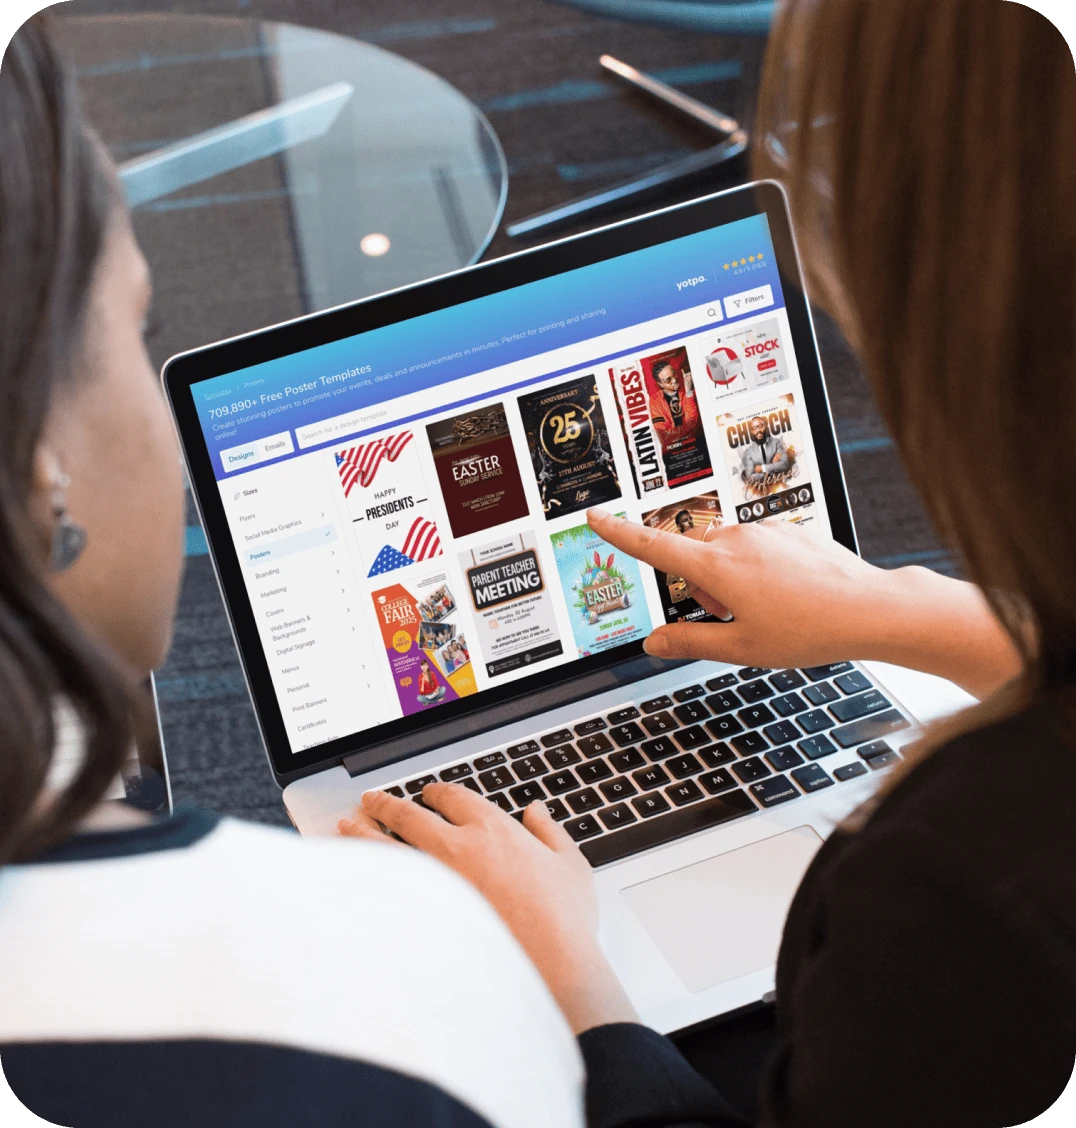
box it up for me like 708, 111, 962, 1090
717, 394, 816, 525
460, 533, 563, 678
551, 519, 652, 657
426, 404, 529, 538
703, 317, 790, 400
517, 375, 620, 519
610, 347, 712, 498
642, 492, 724, 625
373, 572, 476, 717
335, 431, 443, 577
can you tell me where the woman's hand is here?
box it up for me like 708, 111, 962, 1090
339, 784, 639, 1035
589, 508, 1022, 699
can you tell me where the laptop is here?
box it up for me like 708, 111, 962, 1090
165, 181, 972, 1035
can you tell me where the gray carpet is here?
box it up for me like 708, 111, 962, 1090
57, 0, 952, 826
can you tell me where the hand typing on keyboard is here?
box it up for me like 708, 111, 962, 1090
586, 508, 1020, 701
338, 783, 640, 1036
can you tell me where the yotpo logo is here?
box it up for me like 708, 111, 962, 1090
676, 275, 707, 292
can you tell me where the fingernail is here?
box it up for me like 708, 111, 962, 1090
644, 632, 669, 657
361, 790, 383, 810
587, 507, 611, 522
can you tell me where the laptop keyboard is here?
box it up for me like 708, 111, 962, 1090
376, 663, 911, 867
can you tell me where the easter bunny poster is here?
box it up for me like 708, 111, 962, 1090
551, 517, 652, 657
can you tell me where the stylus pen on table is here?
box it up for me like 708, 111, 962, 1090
506, 56, 748, 239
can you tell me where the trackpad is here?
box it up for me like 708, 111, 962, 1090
621, 827, 823, 993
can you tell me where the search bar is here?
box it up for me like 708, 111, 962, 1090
295, 407, 392, 449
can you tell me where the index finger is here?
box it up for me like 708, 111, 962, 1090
587, 508, 718, 586
362, 789, 458, 854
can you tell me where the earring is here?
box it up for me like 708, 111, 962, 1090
50, 470, 87, 573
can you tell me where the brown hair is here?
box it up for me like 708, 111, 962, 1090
756, 1, 1076, 755
0, 15, 150, 865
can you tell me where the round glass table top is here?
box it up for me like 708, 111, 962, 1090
58, 15, 507, 362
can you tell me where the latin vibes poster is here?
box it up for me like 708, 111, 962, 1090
334, 430, 443, 578
426, 403, 529, 537
372, 571, 476, 717
551, 518, 651, 657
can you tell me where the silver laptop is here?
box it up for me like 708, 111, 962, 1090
165, 182, 971, 1035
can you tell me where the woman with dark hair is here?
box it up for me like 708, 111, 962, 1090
342, 2, 1076, 1125
0, 16, 583, 1128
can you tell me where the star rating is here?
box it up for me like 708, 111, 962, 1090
740, 258, 747, 266
723, 263, 730, 270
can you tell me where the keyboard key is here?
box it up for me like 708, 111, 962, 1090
565, 815, 603, 842
674, 684, 707, 702
868, 749, 903, 770
666, 780, 704, 807
583, 791, 757, 866
566, 788, 603, 815
771, 692, 809, 717
674, 700, 710, 726
803, 682, 840, 707
607, 706, 641, 725
750, 776, 799, 808
699, 743, 737, 769
544, 798, 570, 821
384, 786, 405, 798
738, 667, 773, 681
834, 762, 869, 782
406, 775, 437, 794
700, 768, 738, 795
474, 753, 507, 770
763, 720, 801, 745
514, 754, 549, 779
507, 740, 540, 759
859, 740, 896, 762
412, 793, 434, 810
578, 759, 613, 784
769, 669, 807, 692
738, 679, 775, 704
488, 792, 513, 813
574, 718, 607, 737
707, 715, 745, 741
732, 757, 771, 783
544, 746, 581, 769
706, 673, 739, 692
632, 792, 671, 819
672, 725, 710, 751
799, 735, 838, 761
478, 767, 514, 792
439, 763, 473, 783
830, 690, 892, 724
642, 736, 679, 762
791, 764, 835, 793
705, 690, 742, 715
833, 710, 910, 749
738, 704, 777, 729
609, 747, 647, 772
641, 695, 674, 714
634, 764, 672, 791
541, 729, 574, 748
641, 711, 679, 736
766, 746, 805, 772
835, 670, 873, 696
461, 778, 482, 794
803, 662, 854, 682
798, 710, 835, 735
666, 753, 704, 780
610, 722, 646, 747
598, 803, 638, 830
511, 811, 526, 823
510, 781, 546, 806
600, 776, 638, 802
731, 732, 769, 757
545, 770, 581, 796
578, 733, 614, 758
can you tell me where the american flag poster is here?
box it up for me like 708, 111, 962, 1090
332, 430, 443, 578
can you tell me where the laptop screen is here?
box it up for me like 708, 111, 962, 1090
184, 207, 835, 759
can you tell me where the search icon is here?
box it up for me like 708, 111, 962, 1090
707, 308, 719, 318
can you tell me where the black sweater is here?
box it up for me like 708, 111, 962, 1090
580, 699, 1076, 1128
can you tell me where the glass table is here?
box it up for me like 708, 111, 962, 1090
56, 14, 507, 365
